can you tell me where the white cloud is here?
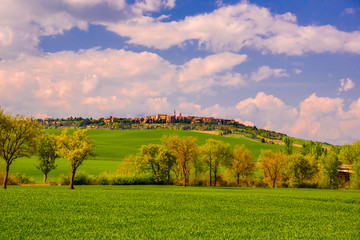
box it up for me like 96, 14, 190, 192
0, 0, 176, 60
0, 48, 177, 117
293, 68, 302, 74
177, 92, 360, 145
133, 0, 176, 13
338, 78, 355, 92
342, 8, 357, 15
103, 1, 360, 55
249, 65, 288, 82
0, 48, 249, 118
178, 52, 247, 92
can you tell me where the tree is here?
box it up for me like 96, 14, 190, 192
320, 146, 342, 189
156, 147, 176, 184
259, 150, 286, 188
286, 153, 318, 187
231, 145, 255, 186
0, 108, 41, 189
162, 135, 198, 187
301, 141, 324, 160
200, 139, 232, 186
283, 137, 293, 155
35, 132, 59, 183
135, 144, 175, 184
339, 141, 360, 189
57, 129, 95, 189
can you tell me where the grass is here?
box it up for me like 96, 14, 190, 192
0, 185, 359, 239
8, 129, 283, 183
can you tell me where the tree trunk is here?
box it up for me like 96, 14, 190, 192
182, 166, 186, 187
236, 173, 240, 186
3, 163, 9, 189
214, 169, 217, 186
272, 178, 276, 188
209, 169, 212, 186
167, 170, 171, 185
43, 173, 48, 183
69, 169, 76, 189
209, 163, 212, 186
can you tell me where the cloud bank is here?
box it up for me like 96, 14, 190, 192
103, 1, 360, 55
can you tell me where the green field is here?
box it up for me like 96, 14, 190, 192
9, 129, 283, 182
0, 185, 359, 239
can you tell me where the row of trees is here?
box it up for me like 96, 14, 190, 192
0, 108, 95, 189
276, 137, 360, 189
121, 136, 360, 189
121, 136, 255, 187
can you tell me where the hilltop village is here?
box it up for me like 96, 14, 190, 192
38, 111, 287, 141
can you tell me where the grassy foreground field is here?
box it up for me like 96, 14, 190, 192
9, 129, 283, 182
0, 186, 359, 239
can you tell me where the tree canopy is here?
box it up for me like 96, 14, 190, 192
0, 108, 41, 189
57, 129, 95, 189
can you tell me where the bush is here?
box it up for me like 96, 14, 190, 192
48, 179, 58, 186
110, 175, 155, 185
97, 172, 111, 185
15, 173, 35, 184
58, 171, 96, 185
0, 171, 19, 185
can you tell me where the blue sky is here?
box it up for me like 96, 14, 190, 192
0, 0, 359, 144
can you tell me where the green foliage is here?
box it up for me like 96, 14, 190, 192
35, 132, 58, 182
1, 186, 359, 239
259, 150, 287, 188
109, 175, 155, 185
230, 145, 255, 185
339, 141, 360, 189
58, 171, 96, 185
57, 129, 96, 189
135, 144, 175, 184
200, 139, 232, 186
286, 153, 318, 188
283, 137, 293, 155
320, 146, 342, 189
162, 135, 198, 187
301, 141, 325, 160
14, 173, 35, 184
0, 107, 41, 188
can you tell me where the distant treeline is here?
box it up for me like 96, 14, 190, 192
110, 136, 359, 189
38, 116, 287, 141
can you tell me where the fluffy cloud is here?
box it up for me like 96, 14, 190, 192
177, 93, 360, 145
178, 52, 247, 93
342, 8, 358, 15
103, 1, 360, 55
0, 48, 176, 117
0, 48, 248, 118
338, 78, 355, 92
293, 69, 302, 74
249, 66, 288, 82
0, 0, 176, 60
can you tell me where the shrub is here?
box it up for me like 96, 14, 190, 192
58, 171, 96, 185
97, 172, 111, 185
110, 175, 155, 185
15, 173, 35, 184
48, 179, 58, 186
0, 171, 19, 185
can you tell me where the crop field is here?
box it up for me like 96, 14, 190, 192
0, 185, 359, 239
9, 129, 283, 182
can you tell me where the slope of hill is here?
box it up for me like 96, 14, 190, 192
10, 129, 284, 182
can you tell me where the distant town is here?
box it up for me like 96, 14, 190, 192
37, 111, 287, 141
39, 111, 240, 128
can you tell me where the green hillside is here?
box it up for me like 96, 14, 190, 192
9, 129, 284, 182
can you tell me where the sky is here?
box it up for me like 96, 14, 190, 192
0, 0, 360, 145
